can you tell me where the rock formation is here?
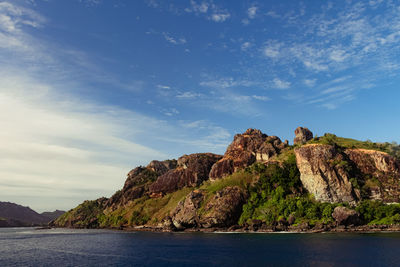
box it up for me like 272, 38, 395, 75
294, 144, 358, 203
293, 127, 313, 145
209, 128, 287, 180
345, 149, 400, 202
107, 159, 177, 209
332, 206, 361, 226
171, 186, 247, 229
295, 144, 400, 204
150, 153, 222, 194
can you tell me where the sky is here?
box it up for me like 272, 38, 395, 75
1, 0, 400, 212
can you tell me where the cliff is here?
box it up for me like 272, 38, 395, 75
54, 128, 400, 232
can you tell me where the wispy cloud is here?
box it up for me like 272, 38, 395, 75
184, 0, 231, 23
210, 13, 230, 22
272, 78, 291, 89
247, 6, 258, 19
0, 1, 231, 211
163, 32, 187, 45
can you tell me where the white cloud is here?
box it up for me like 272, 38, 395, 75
163, 32, 187, 45
241, 41, 251, 51
0, 2, 231, 212
303, 79, 316, 87
176, 91, 201, 99
263, 42, 282, 58
157, 84, 171, 89
252, 95, 270, 101
210, 13, 230, 22
247, 6, 258, 19
273, 78, 291, 89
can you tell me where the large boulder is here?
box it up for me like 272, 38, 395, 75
149, 153, 222, 194
171, 189, 206, 229
209, 128, 287, 180
200, 186, 248, 228
294, 144, 359, 203
170, 186, 248, 229
332, 206, 361, 226
294, 127, 313, 145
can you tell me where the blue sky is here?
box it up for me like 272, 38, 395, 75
1, 0, 400, 211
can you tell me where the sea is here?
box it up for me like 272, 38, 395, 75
0, 228, 399, 266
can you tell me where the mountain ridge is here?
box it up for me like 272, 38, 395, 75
53, 127, 400, 232
0, 201, 65, 227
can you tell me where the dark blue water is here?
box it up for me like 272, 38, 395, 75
1, 228, 400, 266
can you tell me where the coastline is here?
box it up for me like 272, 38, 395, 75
55, 224, 400, 234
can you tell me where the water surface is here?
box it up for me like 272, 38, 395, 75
1, 227, 399, 266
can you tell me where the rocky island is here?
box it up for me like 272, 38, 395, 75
52, 127, 400, 233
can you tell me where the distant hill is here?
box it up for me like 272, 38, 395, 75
41, 210, 65, 221
0, 201, 64, 227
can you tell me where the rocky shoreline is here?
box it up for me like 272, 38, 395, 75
62, 224, 400, 234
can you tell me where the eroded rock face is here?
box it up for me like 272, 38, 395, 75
170, 186, 247, 229
293, 127, 313, 145
209, 128, 287, 180
107, 160, 177, 208
345, 149, 400, 202
149, 153, 222, 194
171, 189, 206, 229
294, 144, 358, 203
294, 144, 400, 204
332, 206, 361, 226
200, 186, 248, 228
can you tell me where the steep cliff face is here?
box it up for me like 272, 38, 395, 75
295, 144, 400, 204
345, 149, 400, 202
294, 144, 358, 204
149, 153, 222, 194
209, 128, 288, 180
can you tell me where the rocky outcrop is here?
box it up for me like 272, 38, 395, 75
200, 186, 248, 228
107, 160, 176, 209
293, 127, 313, 145
332, 206, 361, 226
150, 153, 222, 194
345, 149, 400, 202
295, 144, 400, 204
171, 186, 247, 229
171, 189, 206, 229
209, 128, 288, 180
294, 144, 358, 203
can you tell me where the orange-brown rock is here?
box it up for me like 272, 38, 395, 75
332, 206, 361, 226
107, 160, 177, 208
149, 153, 222, 194
171, 186, 247, 229
209, 128, 287, 180
295, 144, 400, 204
200, 186, 248, 228
294, 144, 359, 203
345, 149, 400, 202
171, 189, 206, 229
293, 127, 313, 145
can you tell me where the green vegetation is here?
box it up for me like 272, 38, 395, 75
201, 171, 255, 194
55, 199, 106, 228
356, 200, 400, 225
310, 133, 400, 160
239, 154, 340, 226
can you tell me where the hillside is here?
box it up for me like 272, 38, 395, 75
54, 127, 400, 232
0, 202, 64, 227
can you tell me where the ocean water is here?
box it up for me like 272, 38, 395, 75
1, 228, 400, 266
